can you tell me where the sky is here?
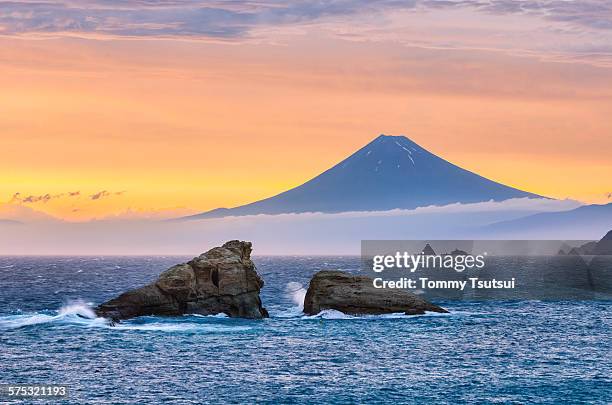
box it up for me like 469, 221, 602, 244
1, 0, 611, 222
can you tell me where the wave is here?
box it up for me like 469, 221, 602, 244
301, 309, 439, 320
189, 313, 229, 319
286, 281, 307, 310
0, 301, 251, 333
303, 309, 355, 319
0, 297, 458, 332
113, 322, 250, 333
309, 309, 462, 320
0, 300, 107, 329
271, 282, 307, 318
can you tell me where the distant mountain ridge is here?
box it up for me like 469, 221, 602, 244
182, 134, 543, 220
483, 203, 612, 239
0, 219, 22, 225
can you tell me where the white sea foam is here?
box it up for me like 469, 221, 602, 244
0, 298, 455, 331
272, 282, 308, 318
0, 301, 253, 333
301, 309, 454, 320
305, 309, 355, 319
57, 300, 97, 319
302, 309, 404, 320
0, 300, 106, 329
189, 313, 229, 318
113, 323, 251, 333
286, 282, 307, 311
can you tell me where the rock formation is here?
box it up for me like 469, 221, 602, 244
565, 231, 612, 256
303, 270, 448, 316
592, 230, 612, 255
568, 241, 598, 256
96, 241, 268, 321
422, 243, 436, 255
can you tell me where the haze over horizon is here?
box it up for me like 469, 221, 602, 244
1, 1, 611, 222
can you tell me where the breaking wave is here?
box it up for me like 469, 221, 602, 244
0, 301, 251, 333
286, 281, 307, 311
0, 295, 456, 332
271, 282, 308, 318
0, 300, 105, 329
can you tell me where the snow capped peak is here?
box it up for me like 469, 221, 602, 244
373, 134, 419, 148
185, 132, 543, 219
362, 134, 420, 167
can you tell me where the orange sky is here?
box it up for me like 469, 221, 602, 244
1, 2, 611, 221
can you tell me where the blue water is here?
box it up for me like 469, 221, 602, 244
0, 256, 610, 404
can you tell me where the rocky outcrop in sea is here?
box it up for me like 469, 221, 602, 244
559, 230, 612, 256
303, 270, 448, 316
96, 241, 268, 321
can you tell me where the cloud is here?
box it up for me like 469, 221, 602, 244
182, 197, 582, 221
1, 1, 610, 67
0, 1, 610, 39
0, 0, 278, 39
0, 197, 599, 255
8, 191, 81, 204
89, 190, 110, 200
98, 206, 198, 221
89, 190, 126, 200
23, 193, 53, 203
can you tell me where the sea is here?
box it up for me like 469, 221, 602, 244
0, 256, 610, 404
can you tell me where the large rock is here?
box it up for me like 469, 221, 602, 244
303, 270, 448, 316
96, 241, 268, 321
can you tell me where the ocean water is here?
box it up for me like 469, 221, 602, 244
0, 256, 610, 404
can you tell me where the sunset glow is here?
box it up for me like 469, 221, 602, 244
1, 1, 611, 221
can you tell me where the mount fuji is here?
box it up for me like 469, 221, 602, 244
183, 134, 543, 219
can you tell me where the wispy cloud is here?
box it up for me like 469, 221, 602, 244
6, 189, 124, 205
98, 206, 198, 220
0, 197, 598, 255
0, 1, 610, 38
184, 197, 582, 221
89, 191, 109, 200
1, 1, 611, 67
89, 190, 125, 200
9, 191, 81, 204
